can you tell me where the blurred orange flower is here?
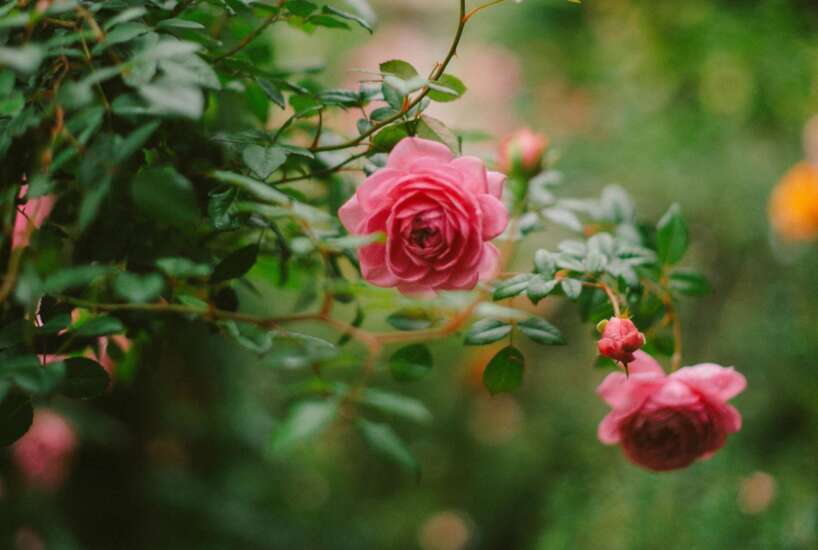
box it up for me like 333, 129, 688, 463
769, 162, 818, 241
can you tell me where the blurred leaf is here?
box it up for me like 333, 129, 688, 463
114, 272, 164, 302
483, 346, 525, 395
44, 265, 111, 294
156, 257, 213, 278
0, 393, 32, 446
285, 0, 318, 16
386, 308, 435, 331
270, 398, 338, 453
131, 166, 200, 229
211, 244, 259, 284
656, 203, 688, 265
560, 278, 583, 300
518, 317, 566, 345
356, 418, 418, 475
464, 319, 512, 346
372, 125, 409, 152
0, 45, 43, 73
256, 78, 285, 109
388, 344, 433, 382
242, 145, 288, 179
322, 5, 372, 33
74, 315, 125, 337
669, 269, 711, 296
527, 275, 558, 304
358, 388, 432, 424
61, 357, 109, 399
493, 274, 532, 301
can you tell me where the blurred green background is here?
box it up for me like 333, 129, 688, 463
4, 0, 818, 548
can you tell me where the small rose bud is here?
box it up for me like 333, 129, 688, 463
597, 317, 645, 364
498, 128, 548, 176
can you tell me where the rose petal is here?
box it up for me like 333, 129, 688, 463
487, 171, 506, 198
449, 156, 489, 195
387, 137, 453, 170
477, 193, 509, 240
671, 364, 747, 402
338, 195, 365, 233
478, 242, 501, 281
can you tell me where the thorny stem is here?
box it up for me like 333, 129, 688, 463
310, 0, 468, 153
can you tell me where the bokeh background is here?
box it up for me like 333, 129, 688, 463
4, 0, 818, 548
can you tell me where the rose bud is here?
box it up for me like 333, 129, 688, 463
597, 317, 645, 364
339, 137, 509, 295
597, 351, 746, 471
497, 128, 548, 176
12, 409, 77, 491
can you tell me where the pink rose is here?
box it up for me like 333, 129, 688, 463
597, 351, 746, 471
13, 409, 77, 490
498, 128, 548, 175
339, 138, 508, 295
597, 317, 645, 364
12, 185, 56, 249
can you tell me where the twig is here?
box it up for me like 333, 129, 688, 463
213, 2, 284, 63
310, 0, 469, 153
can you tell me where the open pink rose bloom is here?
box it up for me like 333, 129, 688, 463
597, 351, 746, 471
339, 137, 509, 295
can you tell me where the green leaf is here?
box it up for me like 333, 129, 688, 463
114, 120, 160, 162
534, 249, 557, 276
242, 145, 288, 179
379, 59, 419, 80
44, 265, 111, 294
385, 308, 435, 331
321, 5, 373, 33
465, 319, 512, 346
139, 79, 204, 119
270, 398, 338, 453
669, 269, 711, 296
560, 278, 583, 300
289, 94, 322, 117
388, 344, 433, 382
0, 45, 44, 73
61, 357, 109, 399
356, 418, 418, 474
285, 0, 318, 16
372, 125, 409, 152
0, 394, 33, 446
114, 272, 164, 302
656, 203, 689, 265
131, 166, 200, 229
427, 73, 466, 102
482, 346, 525, 395
156, 18, 206, 30
156, 257, 213, 278
358, 388, 432, 424
256, 78, 285, 109
493, 274, 532, 300
211, 244, 259, 284
518, 317, 566, 345
8, 359, 65, 395
416, 116, 459, 153
527, 275, 558, 304
73, 315, 125, 337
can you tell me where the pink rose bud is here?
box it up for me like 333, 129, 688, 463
597, 351, 746, 471
12, 409, 77, 491
338, 137, 509, 295
597, 317, 645, 364
12, 185, 56, 249
498, 128, 549, 175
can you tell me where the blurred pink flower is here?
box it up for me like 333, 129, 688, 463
95, 334, 131, 377
12, 185, 55, 249
597, 351, 746, 471
597, 317, 645, 364
498, 128, 549, 175
339, 137, 508, 295
12, 409, 77, 491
